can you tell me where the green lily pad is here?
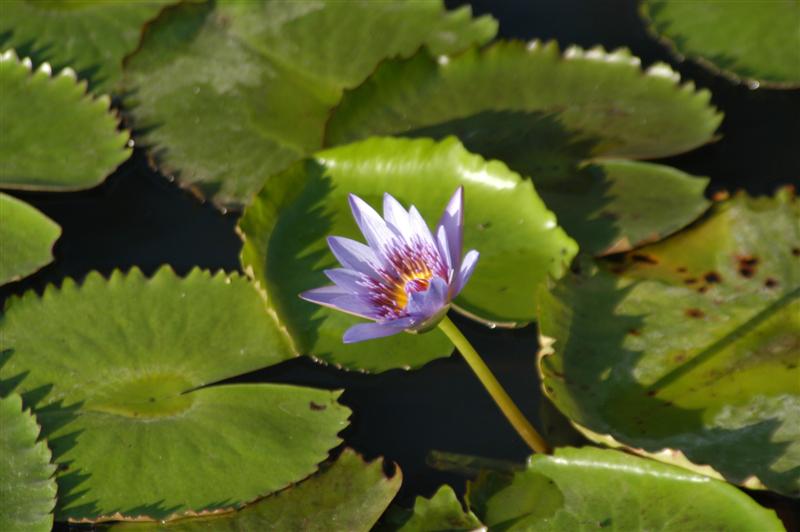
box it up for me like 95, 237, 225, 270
326, 45, 719, 254
239, 136, 578, 372
467, 447, 784, 531
379, 485, 482, 532
538, 189, 800, 496
0, 267, 350, 522
0, 0, 181, 93
109, 449, 401, 531
0, 392, 57, 532
123, 0, 496, 209
0, 192, 61, 286
0, 49, 130, 190
641, 0, 800, 88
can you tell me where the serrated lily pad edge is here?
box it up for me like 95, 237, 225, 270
0, 49, 132, 191
0, 192, 62, 286
638, 2, 800, 90
536, 334, 770, 491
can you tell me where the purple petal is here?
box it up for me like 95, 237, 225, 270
408, 205, 437, 250
343, 317, 415, 343
348, 194, 396, 257
383, 193, 412, 235
436, 187, 464, 272
300, 287, 376, 319
406, 276, 449, 320
324, 268, 367, 293
436, 225, 453, 271
452, 249, 479, 296
327, 236, 379, 277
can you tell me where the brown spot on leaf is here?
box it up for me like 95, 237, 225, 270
684, 277, 698, 285
646, 390, 657, 397
704, 272, 722, 284
676, 266, 688, 273
627, 328, 641, 336
764, 278, 779, 288
631, 253, 658, 264
309, 401, 326, 411
697, 285, 709, 294
685, 308, 705, 318
792, 247, 800, 257
712, 190, 729, 201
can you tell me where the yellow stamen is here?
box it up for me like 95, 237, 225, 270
393, 269, 433, 310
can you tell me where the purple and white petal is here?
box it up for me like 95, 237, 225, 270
408, 205, 437, 250
452, 249, 479, 297
324, 268, 367, 293
327, 236, 380, 277
300, 287, 376, 319
343, 316, 415, 343
383, 193, 412, 236
299, 285, 350, 307
406, 276, 449, 320
436, 186, 464, 272
348, 194, 397, 258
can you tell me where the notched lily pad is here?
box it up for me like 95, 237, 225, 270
239, 136, 577, 372
0, 50, 131, 190
0, 0, 182, 93
327, 43, 718, 254
378, 485, 482, 532
123, 0, 496, 208
641, 0, 800, 88
538, 189, 800, 496
0, 192, 61, 286
109, 449, 401, 531
467, 447, 784, 530
0, 392, 57, 532
0, 267, 350, 522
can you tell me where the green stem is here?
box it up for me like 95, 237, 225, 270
437, 315, 551, 454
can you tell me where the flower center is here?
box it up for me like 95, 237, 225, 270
393, 269, 433, 310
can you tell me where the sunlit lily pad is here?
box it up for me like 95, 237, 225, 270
0, 392, 57, 532
467, 447, 783, 530
239, 136, 578, 372
379, 485, 482, 532
0, 0, 181, 93
109, 449, 400, 531
538, 189, 800, 496
123, 0, 496, 208
0, 267, 350, 521
327, 44, 719, 254
0, 193, 61, 286
642, 0, 800, 88
0, 50, 130, 190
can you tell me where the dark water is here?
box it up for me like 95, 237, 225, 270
4, 0, 798, 525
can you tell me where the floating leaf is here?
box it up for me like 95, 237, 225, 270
467, 447, 784, 531
379, 485, 482, 532
538, 190, 800, 496
0, 267, 350, 521
0, 50, 130, 190
123, 0, 496, 208
0, 192, 60, 286
239, 136, 577, 372
327, 45, 719, 253
0, 0, 181, 93
0, 393, 57, 532
641, 0, 800, 88
109, 449, 400, 531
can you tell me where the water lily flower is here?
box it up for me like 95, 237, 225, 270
300, 187, 479, 343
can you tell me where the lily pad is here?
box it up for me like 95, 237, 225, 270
0, 392, 57, 532
641, 0, 800, 88
467, 447, 784, 531
123, 0, 496, 208
0, 49, 130, 190
538, 189, 800, 496
109, 449, 401, 531
239, 136, 577, 372
379, 485, 482, 532
0, 192, 61, 286
0, 0, 181, 93
326, 45, 719, 253
0, 267, 350, 521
